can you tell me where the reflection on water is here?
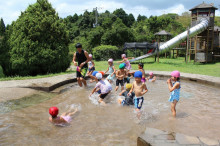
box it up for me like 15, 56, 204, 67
0, 79, 220, 145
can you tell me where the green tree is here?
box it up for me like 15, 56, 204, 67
5, 0, 70, 76
127, 14, 135, 27
0, 18, 5, 36
101, 18, 135, 46
113, 8, 130, 27
137, 14, 147, 22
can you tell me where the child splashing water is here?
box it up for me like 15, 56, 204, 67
167, 71, 181, 117
87, 54, 95, 76
105, 59, 116, 83
90, 73, 112, 105
49, 107, 78, 125
128, 71, 148, 112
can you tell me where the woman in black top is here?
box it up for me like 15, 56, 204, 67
73, 43, 89, 87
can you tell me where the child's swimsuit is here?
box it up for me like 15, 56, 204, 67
121, 91, 135, 106
125, 59, 131, 70
124, 77, 130, 83
107, 66, 115, 81
61, 116, 72, 123
134, 96, 144, 109
88, 61, 95, 72
168, 81, 181, 102
116, 79, 124, 86
141, 77, 146, 83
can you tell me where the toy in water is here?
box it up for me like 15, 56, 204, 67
76, 66, 81, 72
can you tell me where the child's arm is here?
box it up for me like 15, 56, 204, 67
141, 84, 148, 95
128, 83, 134, 95
90, 87, 97, 96
105, 67, 109, 74
117, 59, 125, 63
152, 76, 156, 82
111, 66, 116, 76
92, 61, 95, 68
119, 90, 126, 96
168, 82, 180, 92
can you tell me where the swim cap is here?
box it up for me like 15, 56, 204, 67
49, 107, 59, 117
99, 71, 105, 76
171, 71, 180, 78
75, 43, 82, 48
149, 72, 153, 76
134, 71, 142, 78
108, 59, 113, 62
96, 73, 102, 79
122, 63, 126, 68
119, 63, 125, 69
121, 54, 126, 58
92, 71, 98, 76
89, 54, 92, 58
126, 83, 132, 89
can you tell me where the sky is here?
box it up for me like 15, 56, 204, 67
0, 0, 220, 25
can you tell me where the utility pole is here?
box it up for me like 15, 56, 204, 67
93, 7, 98, 27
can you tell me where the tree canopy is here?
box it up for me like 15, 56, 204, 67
1, 0, 70, 76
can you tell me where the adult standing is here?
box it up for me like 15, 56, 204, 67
73, 43, 89, 87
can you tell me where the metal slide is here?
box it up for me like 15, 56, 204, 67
129, 18, 209, 63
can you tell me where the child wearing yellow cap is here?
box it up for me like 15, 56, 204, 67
118, 83, 135, 106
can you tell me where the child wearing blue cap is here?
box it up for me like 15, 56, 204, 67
128, 71, 148, 111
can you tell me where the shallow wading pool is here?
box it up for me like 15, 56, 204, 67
0, 79, 220, 145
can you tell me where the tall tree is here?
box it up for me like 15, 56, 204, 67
113, 8, 129, 27
5, 0, 70, 76
0, 18, 5, 36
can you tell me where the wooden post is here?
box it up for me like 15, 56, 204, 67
194, 36, 197, 63
186, 27, 190, 63
189, 38, 192, 61
157, 42, 159, 63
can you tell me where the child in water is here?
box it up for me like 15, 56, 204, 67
118, 83, 135, 106
49, 107, 78, 125
118, 54, 133, 71
167, 71, 181, 117
115, 64, 127, 91
90, 73, 112, 104
138, 63, 146, 83
147, 72, 156, 82
105, 59, 116, 83
89, 71, 98, 83
128, 71, 148, 111
87, 54, 95, 76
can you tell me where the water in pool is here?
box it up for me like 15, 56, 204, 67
0, 79, 220, 145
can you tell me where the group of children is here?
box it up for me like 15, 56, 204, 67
49, 54, 181, 124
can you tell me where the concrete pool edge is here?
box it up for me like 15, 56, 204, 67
137, 127, 220, 146
0, 71, 219, 92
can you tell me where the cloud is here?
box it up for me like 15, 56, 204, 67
0, 0, 219, 25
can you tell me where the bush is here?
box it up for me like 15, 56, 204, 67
93, 45, 122, 61
4, 0, 70, 76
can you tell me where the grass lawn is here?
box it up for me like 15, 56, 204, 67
0, 57, 219, 81
94, 57, 220, 77
0, 65, 74, 81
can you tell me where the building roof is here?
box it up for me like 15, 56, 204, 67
189, 2, 218, 11
154, 30, 171, 36
214, 26, 220, 32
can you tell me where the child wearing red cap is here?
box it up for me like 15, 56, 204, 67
167, 71, 181, 117
49, 107, 77, 124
